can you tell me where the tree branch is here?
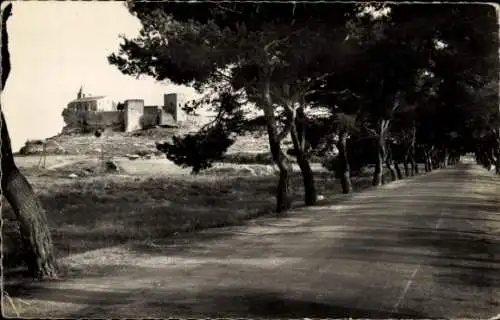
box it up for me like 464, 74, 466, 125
382, 119, 391, 133
305, 72, 333, 85
270, 88, 289, 107
277, 121, 293, 142
365, 125, 379, 137
296, 72, 333, 97
214, 69, 233, 83
263, 26, 307, 54
215, 3, 243, 15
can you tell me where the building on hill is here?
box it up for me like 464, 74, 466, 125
61, 86, 187, 133
66, 86, 115, 112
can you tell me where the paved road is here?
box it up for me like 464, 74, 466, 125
4, 163, 500, 318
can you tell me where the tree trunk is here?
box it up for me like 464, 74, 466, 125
403, 154, 410, 177
433, 150, 440, 169
423, 149, 432, 172
386, 160, 397, 181
423, 151, 428, 172
290, 118, 317, 205
373, 136, 385, 187
443, 150, 449, 167
487, 150, 496, 171
394, 162, 403, 180
276, 160, 292, 213
384, 142, 397, 181
496, 146, 500, 174
373, 120, 390, 186
261, 80, 291, 215
482, 152, 490, 169
267, 129, 292, 214
373, 146, 384, 186
408, 148, 417, 176
1, 114, 59, 279
496, 132, 500, 174
409, 126, 417, 176
337, 129, 352, 194
3, 167, 59, 279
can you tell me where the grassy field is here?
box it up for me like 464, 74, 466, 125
2, 156, 398, 275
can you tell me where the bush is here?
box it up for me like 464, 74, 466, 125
220, 152, 274, 165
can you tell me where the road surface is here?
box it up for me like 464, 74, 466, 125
3, 163, 500, 318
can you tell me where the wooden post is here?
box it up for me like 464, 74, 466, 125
101, 140, 104, 170
95, 129, 104, 171
37, 151, 42, 168
42, 141, 46, 169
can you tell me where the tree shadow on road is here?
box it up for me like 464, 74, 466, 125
3, 281, 431, 319
325, 165, 500, 295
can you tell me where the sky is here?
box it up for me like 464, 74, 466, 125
1, 1, 199, 152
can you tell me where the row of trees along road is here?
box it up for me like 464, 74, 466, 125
109, 2, 499, 211
0, 3, 498, 279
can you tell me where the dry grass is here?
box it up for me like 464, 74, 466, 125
2, 161, 396, 274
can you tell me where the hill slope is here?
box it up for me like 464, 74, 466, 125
17, 125, 285, 159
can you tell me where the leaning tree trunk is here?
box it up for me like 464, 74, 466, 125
290, 115, 317, 206
1, 113, 58, 279
337, 129, 352, 194
1, 4, 58, 279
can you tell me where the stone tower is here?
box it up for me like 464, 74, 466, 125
124, 99, 144, 132
163, 93, 185, 122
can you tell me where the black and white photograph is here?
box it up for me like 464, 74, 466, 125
1, 0, 499, 318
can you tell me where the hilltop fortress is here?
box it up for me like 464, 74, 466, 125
61, 86, 188, 133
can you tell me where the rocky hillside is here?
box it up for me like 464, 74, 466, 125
17, 124, 285, 159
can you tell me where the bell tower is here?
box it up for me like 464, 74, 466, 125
77, 85, 83, 99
